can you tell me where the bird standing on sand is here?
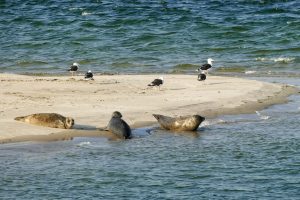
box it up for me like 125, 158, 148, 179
197, 72, 206, 81
68, 62, 79, 76
198, 58, 214, 74
148, 77, 164, 90
84, 70, 94, 80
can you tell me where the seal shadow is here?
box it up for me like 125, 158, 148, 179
149, 126, 203, 138
72, 124, 98, 130
70, 124, 152, 141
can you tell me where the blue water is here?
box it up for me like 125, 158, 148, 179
0, 0, 299, 74
1, 1, 300, 199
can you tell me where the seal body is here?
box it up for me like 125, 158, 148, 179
15, 113, 74, 129
153, 114, 205, 131
107, 111, 131, 139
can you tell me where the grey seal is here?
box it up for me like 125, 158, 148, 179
15, 113, 74, 129
153, 114, 205, 131
106, 111, 132, 139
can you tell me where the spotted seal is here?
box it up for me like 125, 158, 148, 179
14, 113, 74, 129
106, 111, 131, 139
153, 114, 205, 131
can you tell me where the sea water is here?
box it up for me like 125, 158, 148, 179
0, 0, 299, 74
1, 1, 300, 199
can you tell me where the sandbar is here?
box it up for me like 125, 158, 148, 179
0, 73, 298, 144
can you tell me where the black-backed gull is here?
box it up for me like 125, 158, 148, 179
68, 62, 79, 76
198, 58, 214, 74
84, 70, 94, 80
148, 77, 164, 90
197, 73, 206, 81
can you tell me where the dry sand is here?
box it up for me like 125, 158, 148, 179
0, 73, 298, 144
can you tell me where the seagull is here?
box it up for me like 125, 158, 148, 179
68, 62, 79, 76
84, 70, 94, 80
197, 58, 214, 74
148, 77, 164, 90
197, 72, 206, 81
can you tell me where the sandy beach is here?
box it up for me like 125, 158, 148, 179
0, 73, 298, 143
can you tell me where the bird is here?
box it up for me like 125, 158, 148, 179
84, 70, 94, 80
148, 77, 164, 90
67, 62, 79, 76
197, 58, 214, 74
197, 73, 206, 81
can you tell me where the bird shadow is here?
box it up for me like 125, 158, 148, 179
149, 127, 202, 138
168, 87, 187, 91
207, 82, 229, 85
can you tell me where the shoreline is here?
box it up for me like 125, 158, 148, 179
0, 73, 299, 144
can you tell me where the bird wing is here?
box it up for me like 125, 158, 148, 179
200, 64, 212, 70
69, 65, 78, 71
152, 79, 163, 85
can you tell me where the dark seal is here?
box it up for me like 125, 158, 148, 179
106, 111, 132, 139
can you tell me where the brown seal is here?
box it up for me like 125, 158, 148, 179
14, 113, 74, 129
153, 114, 205, 131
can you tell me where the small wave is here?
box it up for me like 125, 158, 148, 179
255, 57, 268, 62
81, 11, 92, 16
273, 57, 295, 63
199, 119, 225, 127
76, 141, 91, 147
256, 57, 295, 63
245, 70, 257, 74
69, 7, 84, 11
255, 111, 270, 120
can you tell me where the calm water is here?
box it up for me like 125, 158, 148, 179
0, 77, 299, 199
1, 1, 300, 199
0, 0, 299, 74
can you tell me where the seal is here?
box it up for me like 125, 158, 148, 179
106, 111, 131, 139
153, 114, 205, 131
14, 113, 74, 129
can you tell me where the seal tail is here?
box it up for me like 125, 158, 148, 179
14, 116, 26, 122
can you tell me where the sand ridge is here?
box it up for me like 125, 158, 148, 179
0, 73, 298, 143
